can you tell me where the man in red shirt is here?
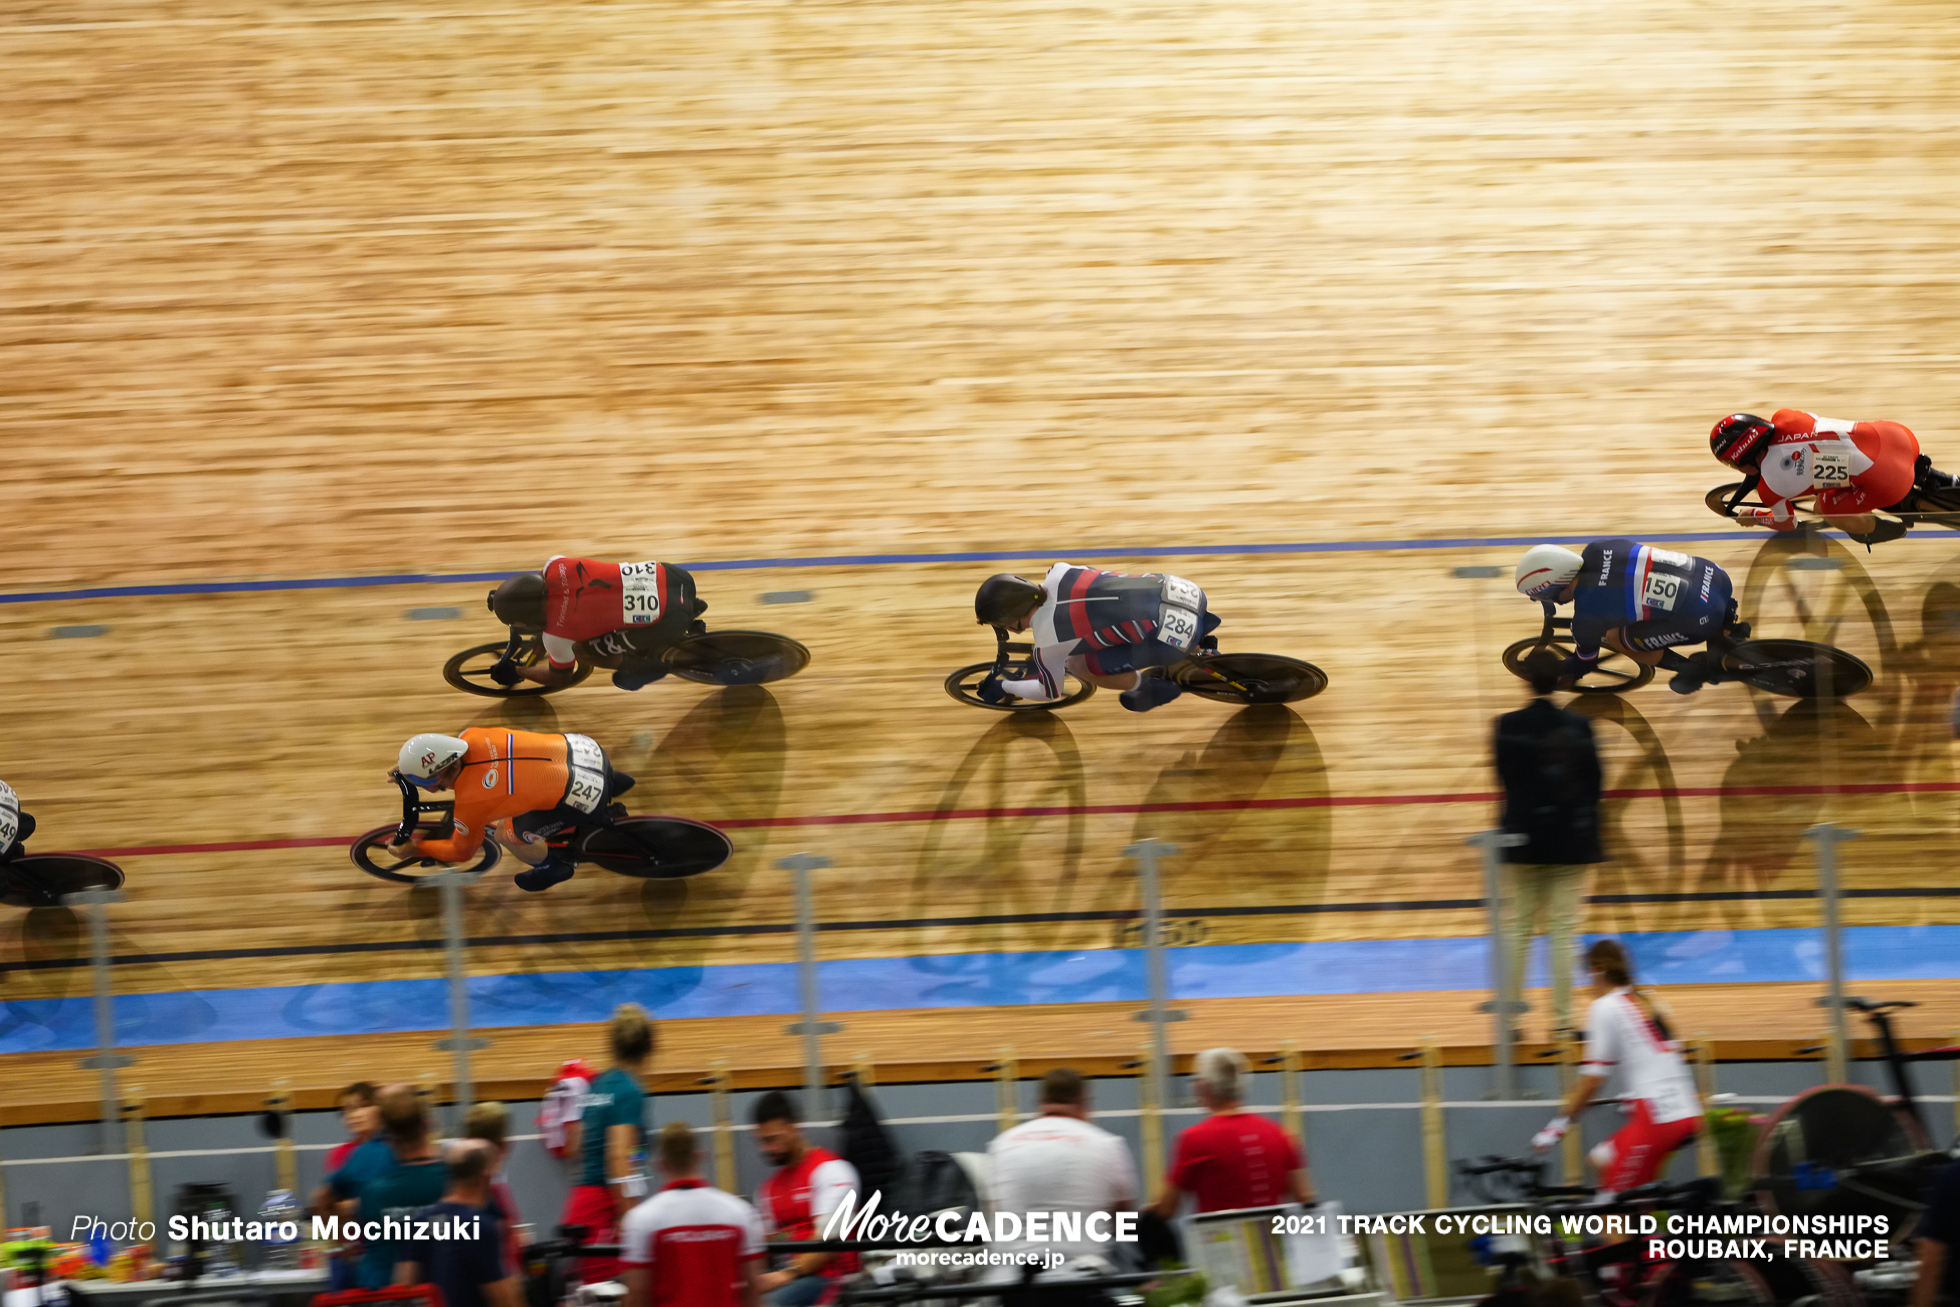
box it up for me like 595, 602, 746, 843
623, 1123, 764, 1307
488, 557, 706, 692
750, 1092, 860, 1307
1149, 1048, 1315, 1215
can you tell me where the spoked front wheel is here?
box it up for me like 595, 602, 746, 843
350, 824, 502, 885
0, 854, 126, 908
944, 661, 1097, 711
1173, 652, 1328, 704
1501, 636, 1655, 694
1723, 639, 1872, 699
663, 630, 811, 686
443, 640, 592, 698
579, 816, 733, 878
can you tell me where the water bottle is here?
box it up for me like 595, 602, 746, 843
256, 1191, 302, 1271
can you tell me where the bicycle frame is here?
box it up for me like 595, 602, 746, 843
390, 772, 457, 844
1850, 1001, 1960, 1143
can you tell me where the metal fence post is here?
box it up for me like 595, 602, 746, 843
428, 870, 492, 1125
1803, 823, 1861, 1083
777, 854, 841, 1127
1468, 831, 1529, 1100
63, 888, 133, 1155
1125, 837, 1184, 1184
705, 1062, 737, 1192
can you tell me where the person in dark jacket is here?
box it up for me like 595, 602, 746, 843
1493, 651, 1605, 1039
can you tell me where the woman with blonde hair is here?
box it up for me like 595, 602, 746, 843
1532, 941, 1701, 1193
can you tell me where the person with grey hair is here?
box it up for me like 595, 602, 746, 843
1148, 1049, 1314, 1215
396, 1139, 523, 1307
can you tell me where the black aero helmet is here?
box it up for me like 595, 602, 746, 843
1710, 413, 1775, 469
488, 573, 548, 628
974, 573, 1043, 626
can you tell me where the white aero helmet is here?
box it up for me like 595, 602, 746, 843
1515, 545, 1584, 600
398, 733, 469, 788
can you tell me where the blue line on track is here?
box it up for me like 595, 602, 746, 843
3, 924, 1954, 1054
0, 530, 1779, 606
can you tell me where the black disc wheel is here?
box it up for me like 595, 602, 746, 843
1, 854, 126, 908
1752, 1084, 1928, 1224
350, 823, 502, 885
1173, 652, 1329, 704
1723, 639, 1872, 699
443, 639, 592, 698
944, 661, 1096, 711
1501, 636, 1654, 694
579, 816, 732, 878
663, 631, 811, 686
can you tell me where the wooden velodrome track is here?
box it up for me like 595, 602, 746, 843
4, 0, 1960, 1122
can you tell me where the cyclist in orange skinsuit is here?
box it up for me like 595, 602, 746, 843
391, 729, 632, 892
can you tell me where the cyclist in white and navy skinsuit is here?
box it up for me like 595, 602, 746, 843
0, 779, 31, 863
989, 562, 1220, 713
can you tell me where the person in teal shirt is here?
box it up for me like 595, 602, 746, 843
560, 1004, 655, 1280
328, 1084, 448, 1289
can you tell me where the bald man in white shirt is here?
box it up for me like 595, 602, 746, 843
988, 1068, 1138, 1268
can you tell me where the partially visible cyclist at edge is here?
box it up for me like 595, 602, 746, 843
973, 564, 1222, 713
387, 729, 634, 892
0, 778, 31, 864
1532, 940, 1701, 1196
1515, 539, 1745, 697
1709, 410, 1960, 546
487, 556, 707, 693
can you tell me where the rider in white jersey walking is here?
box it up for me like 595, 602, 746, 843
1532, 940, 1701, 1194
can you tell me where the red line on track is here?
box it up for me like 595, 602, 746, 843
61, 779, 1960, 860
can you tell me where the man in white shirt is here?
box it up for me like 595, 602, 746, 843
988, 1068, 1138, 1267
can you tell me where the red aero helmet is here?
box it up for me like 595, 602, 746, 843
1710, 413, 1774, 468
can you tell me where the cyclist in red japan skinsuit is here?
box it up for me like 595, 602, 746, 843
1709, 410, 1959, 546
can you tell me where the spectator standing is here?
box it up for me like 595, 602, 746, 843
465, 1101, 525, 1269
622, 1122, 765, 1307
751, 1091, 860, 1307
327, 1082, 382, 1174
331, 1084, 448, 1288
1913, 1156, 1960, 1307
987, 1068, 1136, 1266
1149, 1049, 1313, 1216
317, 1082, 382, 1289
1493, 650, 1605, 1039
396, 1139, 522, 1307
563, 1005, 656, 1281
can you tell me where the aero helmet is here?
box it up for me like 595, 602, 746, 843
488, 573, 549, 628
398, 734, 469, 788
1710, 414, 1775, 469
974, 574, 1043, 626
1515, 545, 1585, 600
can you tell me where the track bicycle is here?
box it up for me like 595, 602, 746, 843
0, 850, 125, 908
349, 772, 732, 885
1706, 481, 1960, 540
1456, 1157, 1849, 1307
945, 625, 1329, 712
1502, 605, 1872, 700
444, 625, 811, 699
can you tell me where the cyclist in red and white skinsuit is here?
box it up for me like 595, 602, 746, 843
487, 557, 705, 692
1709, 410, 1959, 545
1532, 940, 1700, 1194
